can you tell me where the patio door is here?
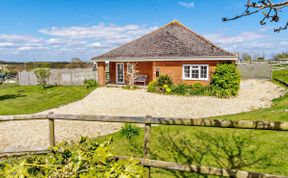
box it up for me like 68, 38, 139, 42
116, 63, 124, 84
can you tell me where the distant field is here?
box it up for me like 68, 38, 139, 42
0, 84, 95, 115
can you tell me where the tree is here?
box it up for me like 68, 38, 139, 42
0, 64, 10, 85
223, 0, 288, 32
273, 52, 288, 60
242, 53, 252, 63
68, 57, 91, 68
33, 68, 51, 89
126, 63, 138, 89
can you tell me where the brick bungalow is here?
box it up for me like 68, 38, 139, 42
92, 20, 238, 86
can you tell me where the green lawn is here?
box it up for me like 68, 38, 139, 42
273, 69, 288, 86
212, 93, 288, 122
0, 84, 95, 115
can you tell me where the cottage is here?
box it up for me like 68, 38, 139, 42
92, 20, 238, 86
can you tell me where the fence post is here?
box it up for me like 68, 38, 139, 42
144, 115, 152, 178
48, 112, 55, 147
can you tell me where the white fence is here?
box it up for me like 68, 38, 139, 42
237, 63, 272, 79
18, 68, 98, 86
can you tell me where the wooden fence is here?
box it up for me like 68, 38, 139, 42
0, 113, 288, 178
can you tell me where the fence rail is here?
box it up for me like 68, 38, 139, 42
0, 113, 287, 178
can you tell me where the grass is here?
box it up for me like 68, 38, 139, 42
0, 84, 95, 115
212, 93, 288, 122
273, 69, 288, 86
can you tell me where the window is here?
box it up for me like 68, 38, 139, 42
182, 64, 208, 80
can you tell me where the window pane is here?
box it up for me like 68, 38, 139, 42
200, 66, 207, 78
191, 69, 199, 78
184, 66, 190, 78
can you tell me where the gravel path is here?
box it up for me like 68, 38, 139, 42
0, 79, 285, 152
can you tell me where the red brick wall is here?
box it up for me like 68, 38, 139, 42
108, 60, 232, 85
97, 62, 106, 86
154, 61, 225, 85
109, 62, 153, 84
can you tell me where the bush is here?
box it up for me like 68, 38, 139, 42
156, 75, 173, 87
147, 80, 157, 92
84, 79, 98, 89
172, 84, 189, 95
189, 83, 211, 95
120, 123, 141, 139
33, 68, 50, 89
0, 137, 144, 177
210, 64, 240, 98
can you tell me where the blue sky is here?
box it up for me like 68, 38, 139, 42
0, 0, 287, 61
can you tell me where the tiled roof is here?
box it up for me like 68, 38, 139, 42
93, 20, 236, 60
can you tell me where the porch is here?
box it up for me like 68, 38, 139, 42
97, 61, 156, 86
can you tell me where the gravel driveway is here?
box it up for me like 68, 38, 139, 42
0, 79, 285, 152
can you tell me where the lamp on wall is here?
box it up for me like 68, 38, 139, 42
156, 67, 160, 77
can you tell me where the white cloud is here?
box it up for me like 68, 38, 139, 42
39, 24, 157, 40
205, 32, 266, 44
17, 46, 48, 51
0, 23, 158, 61
205, 31, 288, 56
178, 1, 194, 8
0, 42, 14, 47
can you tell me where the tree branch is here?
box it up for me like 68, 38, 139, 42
223, 0, 288, 32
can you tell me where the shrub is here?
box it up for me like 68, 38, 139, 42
147, 80, 157, 92
156, 75, 173, 87
33, 68, 50, 89
210, 64, 240, 98
0, 137, 144, 177
84, 79, 98, 89
189, 83, 211, 95
172, 84, 189, 95
120, 123, 141, 139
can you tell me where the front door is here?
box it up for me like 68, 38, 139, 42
116, 63, 124, 84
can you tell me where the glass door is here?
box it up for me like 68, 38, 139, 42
116, 63, 124, 84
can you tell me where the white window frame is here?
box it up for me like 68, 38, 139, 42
182, 64, 209, 81
116, 63, 125, 84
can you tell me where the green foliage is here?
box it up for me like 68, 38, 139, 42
273, 52, 288, 60
147, 80, 157, 92
84, 79, 99, 89
0, 64, 10, 75
33, 68, 51, 89
147, 75, 173, 94
120, 123, 141, 139
0, 64, 10, 85
0, 137, 144, 177
211, 64, 240, 98
172, 83, 189, 95
156, 75, 173, 87
188, 83, 211, 95
171, 83, 211, 96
